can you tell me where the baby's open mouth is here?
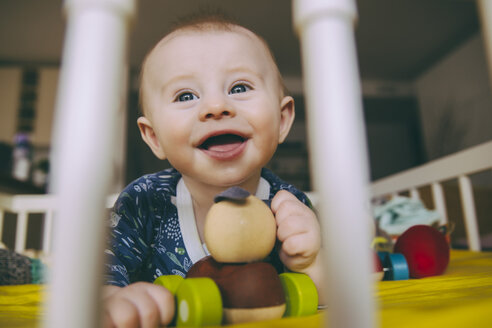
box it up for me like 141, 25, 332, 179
199, 134, 246, 152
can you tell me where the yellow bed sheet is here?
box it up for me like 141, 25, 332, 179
1, 250, 491, 328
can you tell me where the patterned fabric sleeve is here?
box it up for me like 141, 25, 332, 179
261, 168, 312, 208
104, 178, 155, 286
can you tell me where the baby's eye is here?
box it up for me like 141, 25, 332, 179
229, 84, 251, 95
175, 92, 198, 102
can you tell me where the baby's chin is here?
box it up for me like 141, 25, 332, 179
189, 168, 262, 190
206, 176, 256, 190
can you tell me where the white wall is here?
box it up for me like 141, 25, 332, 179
415, 33, 492, 161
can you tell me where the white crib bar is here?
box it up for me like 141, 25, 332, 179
42, 210, 54, 254
0, 209, 4, 244
0, 193, 117, 253
0, 194, 57, 252
371, 141, 492, 197
410, 188, 420, 200
44, 0, 135, 327
14, 211, 28, 253
458, 175, 481, 251
431, 182, 448, 225
294, 1, 375, 327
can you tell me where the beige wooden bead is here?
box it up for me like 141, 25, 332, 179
204, 195, 276, 263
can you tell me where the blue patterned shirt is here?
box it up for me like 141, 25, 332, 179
104, 167, 311, 287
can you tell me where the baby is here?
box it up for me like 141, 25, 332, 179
103, 14, 323, 328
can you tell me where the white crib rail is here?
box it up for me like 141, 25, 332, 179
44, 0, 136, 326
294, 1, 375, 328
371, 140, 492, 251
0, 193, 117, 255
0, 194, 56, 254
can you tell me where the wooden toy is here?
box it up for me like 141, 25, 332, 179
371, 238, 409, 281
154, 187, 318, 326
378, 252, 410, 281
372, 251, 384, 281
204, 188, 277, 263
394, 224, 450, 278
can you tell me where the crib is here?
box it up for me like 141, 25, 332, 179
2, 141, 492, 328
1, 0, 492, 327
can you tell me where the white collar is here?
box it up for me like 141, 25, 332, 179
176, 177, 271, 264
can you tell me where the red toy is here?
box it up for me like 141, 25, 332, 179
394, 225, 450, 278
372, 251, 384, 281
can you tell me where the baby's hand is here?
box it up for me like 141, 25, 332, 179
103, 282, 174, 328
271, 190, 321, 273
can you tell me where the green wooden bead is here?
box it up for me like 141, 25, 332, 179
176, 278, 223, 327
154, 275, 184, 295
279, 272, 318, 317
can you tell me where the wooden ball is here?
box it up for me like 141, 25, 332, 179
394, 225, 450, 278
187, 257, 286, 309
204, 195, 276, 263
223, 305, 286, 324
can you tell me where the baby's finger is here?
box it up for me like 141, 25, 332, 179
281, 233, 311, 257
130, 287, 161, 328
104, 296, 140, 328
143, 283, 175, 326
271, 193, 308, 226
276, 216, 308, 242
271, 190, 297, 214
278, 249, 310, 272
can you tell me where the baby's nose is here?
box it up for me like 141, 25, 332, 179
200, 99, 236, 120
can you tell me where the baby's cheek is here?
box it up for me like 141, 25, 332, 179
249, 135, 278, 166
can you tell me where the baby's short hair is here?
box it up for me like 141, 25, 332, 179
168, 9, 239, 34
138, 11, 288, 116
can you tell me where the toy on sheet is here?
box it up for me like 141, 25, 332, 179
372, 250, 409, 281
394, 224, 450, 278
0, 247, 47, 285
373, 224, 450, 281
154, 187, 318, 327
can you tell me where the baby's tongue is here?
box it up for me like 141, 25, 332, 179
204, 134, 244, 152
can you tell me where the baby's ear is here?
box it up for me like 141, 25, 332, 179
278, 96, 295, 144
137, 116, 167, 160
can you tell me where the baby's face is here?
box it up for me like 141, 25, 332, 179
140, 27, 294, 188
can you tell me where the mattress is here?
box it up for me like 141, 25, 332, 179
1, 250, 491, 328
